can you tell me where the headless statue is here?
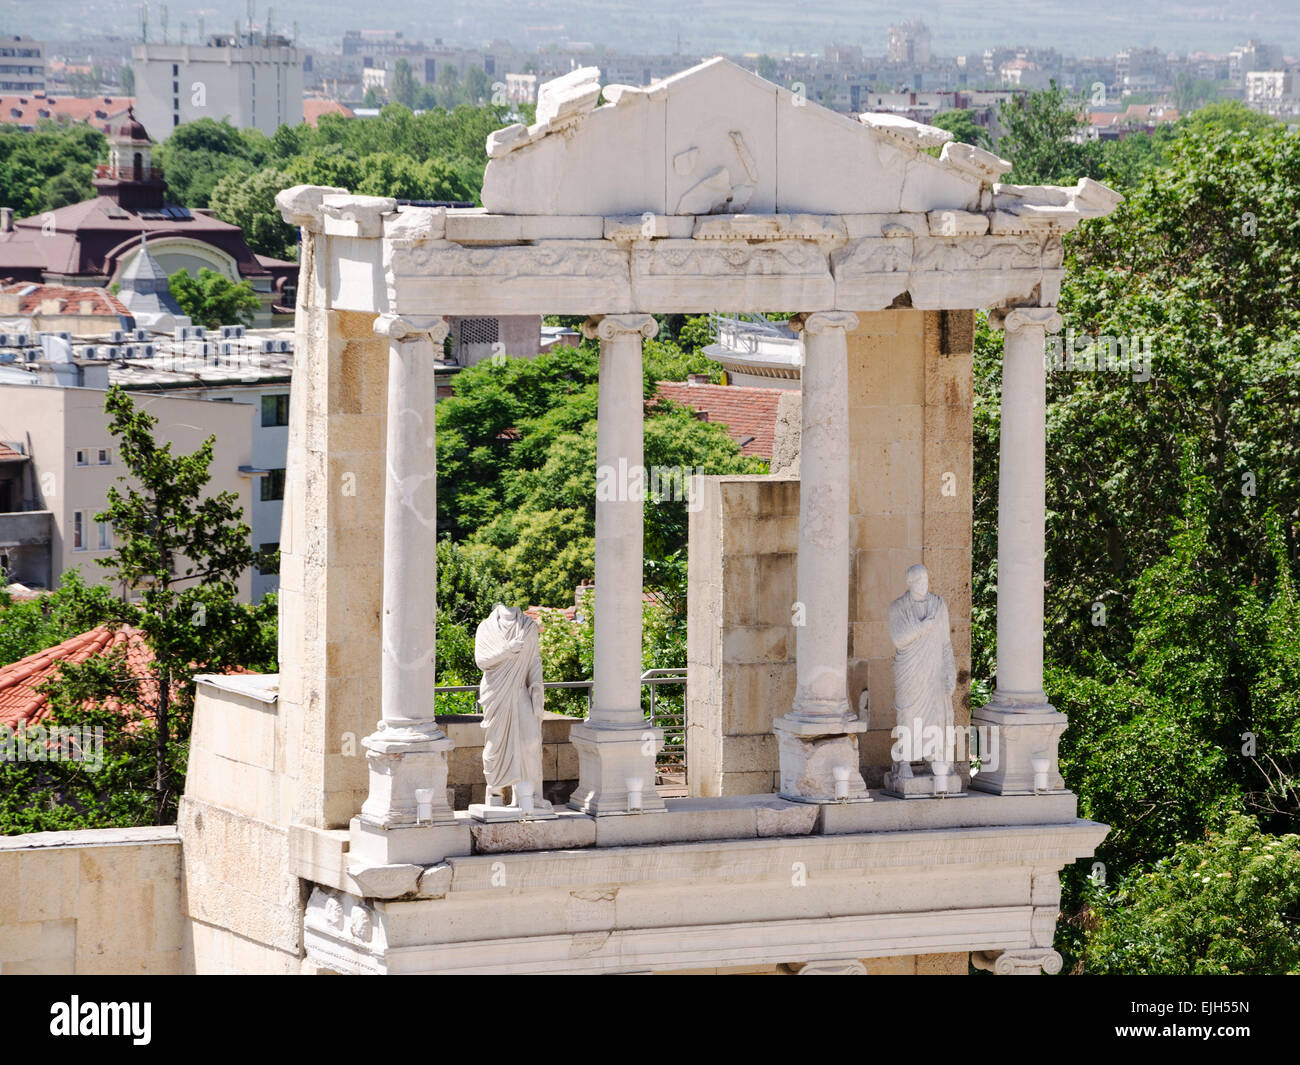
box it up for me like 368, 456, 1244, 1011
475, 604, 547, 809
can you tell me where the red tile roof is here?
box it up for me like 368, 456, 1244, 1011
0, 626, 156, 728
0, 281, 131, 317
0, 625, 255, 729
654, 380, 784, 459
0, 94, 133, 133
303, 98, 355, 126
0, 441, 26, 461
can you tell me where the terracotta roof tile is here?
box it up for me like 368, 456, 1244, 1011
654, 380, 784, 459
0, 94, 133, 132
0, 280, 131, 317
0, 625, 253, 729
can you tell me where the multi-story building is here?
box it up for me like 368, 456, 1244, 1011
1246, 70, 1299, 116
131, 31, 303, 138
0, 36, 45, 94
888, 21, 931, 66
0, 378, 256, 601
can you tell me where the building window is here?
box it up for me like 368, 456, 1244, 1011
97, 521, 111, 550
261, 393, 289, 427
73, 510, 85, 550
257, 542, 280, 575
173, 114, 179, 127
260, 468, 285, 501
172, 64, 178, 76
97, 448, 110, 465
75, 448, 88, 466
173, 80, 179, 94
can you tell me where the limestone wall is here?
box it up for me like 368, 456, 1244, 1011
179, 676, 304, 974
0, 827, 182, 974
687, 476, 799, 796
442, 712, 579, 808
688, 308, 974, 794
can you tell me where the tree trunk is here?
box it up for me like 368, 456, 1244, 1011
155, 665, 171, 824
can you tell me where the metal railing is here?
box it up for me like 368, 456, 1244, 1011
433, 668, 688, 784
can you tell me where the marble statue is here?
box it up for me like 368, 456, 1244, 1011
471, 604, 555, 819
885, 564, 961, 797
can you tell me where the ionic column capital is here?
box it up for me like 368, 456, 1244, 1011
790, 311, 860, 336
989, 306, 1062, 336
374, 313, 450, 344
582, 314, 659, 342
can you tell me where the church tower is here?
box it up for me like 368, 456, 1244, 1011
93, 107, 166, 211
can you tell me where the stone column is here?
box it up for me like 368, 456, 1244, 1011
351, 312, 468, 866
971, 307, 1067, 796
568, 314, 666, 815
774, 312, 869, 803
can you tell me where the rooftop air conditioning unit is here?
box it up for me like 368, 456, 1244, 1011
56, 331, 71, 342
0, 334, 8, 346
109, 330, 125, 343
220, 341, 234, 355
278, 340, 291, 353
140, 344, 156, 358
103, 345, 120, 359
12, 334, 28, 347
133, 329, 148, 341
261, 339, 276, 353
192, 326, 206, 339
80, 346, 98, 359
175, 326, 191, 341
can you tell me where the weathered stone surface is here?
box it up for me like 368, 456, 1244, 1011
469, 812, 596, 854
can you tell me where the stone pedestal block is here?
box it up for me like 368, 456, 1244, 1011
359, 721, 457, 828
968, 704, 1066, 796
347, 817, 471, 868
567, 723, 667, 816
774, 718, 870, 803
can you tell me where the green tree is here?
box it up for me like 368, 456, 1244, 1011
0, 571, 117, 669
392, 59, 417, 109
209, 166, 297, 259
997, 81, 1101, 184
89, 386, 276, 821
930, 108, 990, 149
1084, 815, 1300, 974
167, 267, 261, 328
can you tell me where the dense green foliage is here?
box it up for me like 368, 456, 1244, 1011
434, 324, 764, 609
168, 267, 261, 328
0, 123, 105, 217
975, 101, 1300, 972
1083, 815, 1300, 974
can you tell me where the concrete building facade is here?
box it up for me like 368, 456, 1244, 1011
131, 35, 303, 138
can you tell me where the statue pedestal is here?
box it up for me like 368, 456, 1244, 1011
469, 801, 559, 822
883, 763, 969, 799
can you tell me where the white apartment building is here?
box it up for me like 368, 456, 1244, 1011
0, 36, 44, 94
131, 33, 303, 138
0, 380, 255, 602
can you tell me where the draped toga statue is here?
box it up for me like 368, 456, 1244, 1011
888, 564, 958, 778
475, 604, 549, 811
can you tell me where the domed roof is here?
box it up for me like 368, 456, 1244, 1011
114, 106, 151, 143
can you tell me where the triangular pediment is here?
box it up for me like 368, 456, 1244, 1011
481, 58, 1009, 217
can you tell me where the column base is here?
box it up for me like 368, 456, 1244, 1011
774, 715, 870, 803
567, 722, 667, 816
972, 948, 1063, 975
968, 702, 1067, 796
359, 719, 457, 828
